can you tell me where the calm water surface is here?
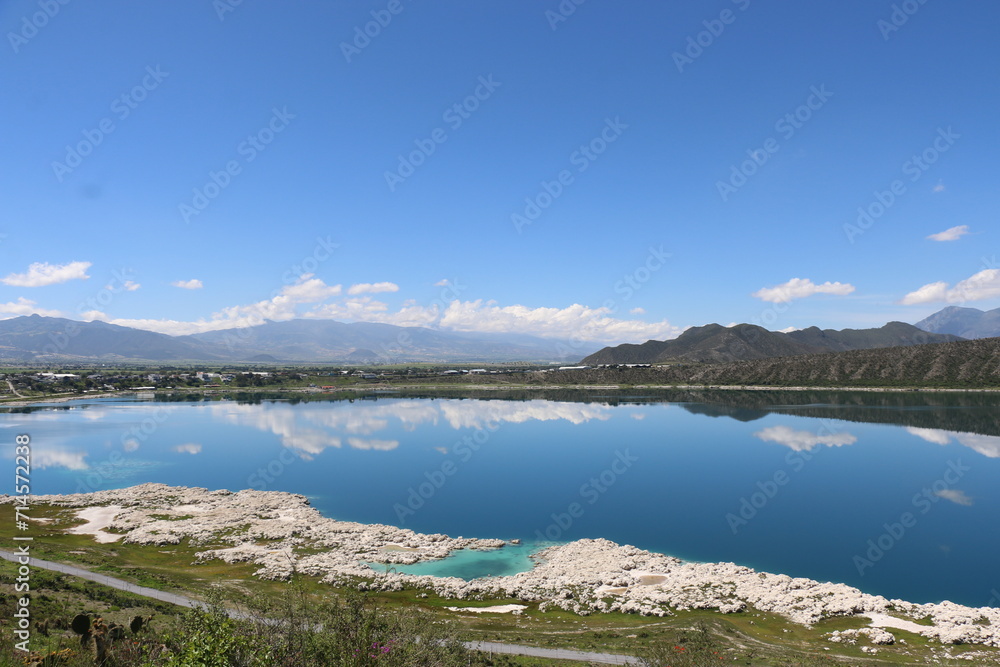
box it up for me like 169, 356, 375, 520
3, 390, 999, 607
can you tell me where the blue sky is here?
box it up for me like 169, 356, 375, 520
1, 0, 998, 344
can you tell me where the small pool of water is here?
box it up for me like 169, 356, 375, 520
385, 543, 542, 580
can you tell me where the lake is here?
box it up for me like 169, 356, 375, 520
3, 389, 999, 608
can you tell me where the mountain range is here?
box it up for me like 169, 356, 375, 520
552, 336, 1000, 389
581, 321, 962, 365
0, 304, 993, 365
0, 315, 598, 364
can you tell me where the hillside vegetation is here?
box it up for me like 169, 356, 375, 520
582, 322, 962, 366
562, 337, 1000, 389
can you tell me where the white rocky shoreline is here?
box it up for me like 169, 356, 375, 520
6, 483, 1000, 649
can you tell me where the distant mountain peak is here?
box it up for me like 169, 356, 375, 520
915, 306, 1000, 340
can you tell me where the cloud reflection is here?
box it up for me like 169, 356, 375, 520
905, 427, 1000, 458
32, 448, 89, 470
935, 488, 974, 506
753, 425, 857, 451
205, 398, 613, 459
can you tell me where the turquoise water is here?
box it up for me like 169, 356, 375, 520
3, 391, 1000, 605
374, 543, 540, 579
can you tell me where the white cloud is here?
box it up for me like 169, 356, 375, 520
934, 488, 973, 506
0, 297, 62, 318
899, 282, 949, 305
98, 274, 682, 344
172, 443, 202, 454
630, 307, 646, 315
348, 282, 399, 295
933, 182, 946, 193
104, 275, 343, 335
105, 280, 141, 292
753, 425, 857, 451
434, 279, 451, 287
927, 225, 969, 242
1, 261, 91, 287
752, 278, 855, 303
123, 439, 140, 452
777, 326, 800, 333
436, 300, 683, 344
282, 276, 341, 301
901, 269, 1000, 305
172, 279, 203, 290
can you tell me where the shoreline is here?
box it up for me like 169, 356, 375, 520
4, 483, 1000, 648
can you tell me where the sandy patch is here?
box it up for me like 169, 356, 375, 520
381, 543, 426, 552
445, 604, 527, 614
67, 505, 123, 543
173, 504, 207, 513
864, 613, 930, 634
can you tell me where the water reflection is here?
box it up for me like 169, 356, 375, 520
906, 426, 1000, 458
753, 425, 857, 451
201, 399, 614, 459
